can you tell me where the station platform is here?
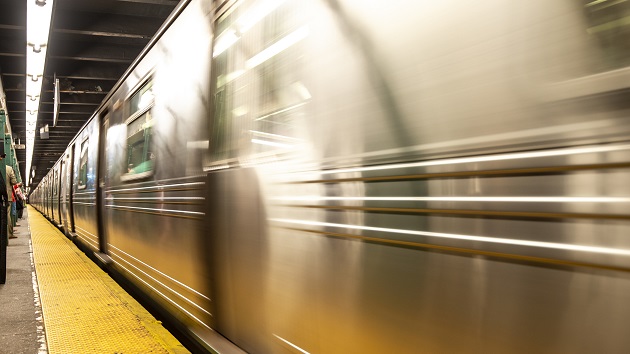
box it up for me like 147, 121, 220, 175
0, 206, 191, 354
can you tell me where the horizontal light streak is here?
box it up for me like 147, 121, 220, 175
311, 143, 630, 176
105, 197, 204, 201
273, 335, 310, 354
109, 246, 211, 315
109, 244, 210, 301
246, 25, 309, 68
111, 259, 212, 329
106, 182, 204, 193
252, 139, 294, 149
273, 218, 630, 257
74, 225, 97, 239
75, 232, 99, 251
249, 130, 302, 142
272, 196, 630, 203
105, 204, 204, 215
254, 101, 308, 121
72, 201, 96, 206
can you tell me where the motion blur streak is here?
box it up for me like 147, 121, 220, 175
29, 0, 630, 353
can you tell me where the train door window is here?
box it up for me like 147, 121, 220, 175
208, 0, 308, 166
583, 0, 630, 72
78, 139, 89, 189
122, 79, 155, 181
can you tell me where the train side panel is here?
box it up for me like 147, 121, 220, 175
205, 1, 630, 353
72, 118, 101, 251
102, 0, 215, 337
60, 144, 74, 236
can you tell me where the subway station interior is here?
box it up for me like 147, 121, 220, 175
2, 0, 630, 353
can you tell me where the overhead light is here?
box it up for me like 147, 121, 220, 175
27, 42, 46, 53
27, 74, 42, 82
25, 0, 54, 187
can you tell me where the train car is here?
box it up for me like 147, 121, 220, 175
70, 118, 101, 251
31, 0, 630, 353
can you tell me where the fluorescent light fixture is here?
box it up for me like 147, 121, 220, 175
53, 77, 59, 126
25, 0, 54, 187
246, 25, 309, 68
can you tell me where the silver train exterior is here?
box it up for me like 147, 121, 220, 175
29, 0, 630, 353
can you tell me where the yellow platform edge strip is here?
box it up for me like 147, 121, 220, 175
28, 206, 190, 354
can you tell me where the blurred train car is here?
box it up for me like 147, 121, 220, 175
30, 0, 630, 353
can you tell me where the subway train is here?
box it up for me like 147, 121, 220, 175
29, 0, 630, 353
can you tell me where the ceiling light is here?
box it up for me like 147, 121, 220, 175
27, 42, 46, 53
25, 0, 54, 187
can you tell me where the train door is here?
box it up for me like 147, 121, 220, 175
59, 160, 66, 231
56, 165, 62, 227
51, 168, 56, 222
96, 111, 109, 254
67, 145, 75, 235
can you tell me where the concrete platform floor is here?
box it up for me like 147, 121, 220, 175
0, 208, 46, 354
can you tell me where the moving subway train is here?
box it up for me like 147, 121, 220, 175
30, 0, 630, 353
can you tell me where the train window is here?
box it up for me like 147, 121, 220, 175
122, 79, 155, 181
129, 80, 154, 117
583, 0, 630, 71
209, 0, 308, 166
78, 139, 88, 189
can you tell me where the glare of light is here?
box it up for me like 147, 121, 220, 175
138, 89, 154, 110
27, 0, 54, 46
251, 138, 294, 149
254, 101, 308, 121
273, 334, 310, 354
232, 106, 248, 117
272, 218, 630, 257
246, 25, 309, 68
271, 196, 630, 203
237, 0, 288, 33
250, 130, 301, 142
26, 100, 39, 113
311, 144, 630, 176
217, 70, 245, 87
212, 29, 239, 58
585, 0, 612, 7
292, 81, 311, 100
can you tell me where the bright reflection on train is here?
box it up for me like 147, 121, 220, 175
29, 0, 630, 353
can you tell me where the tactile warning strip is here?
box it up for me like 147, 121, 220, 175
28, 207, 190, 354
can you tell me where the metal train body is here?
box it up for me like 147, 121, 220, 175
30, 0, 630, 353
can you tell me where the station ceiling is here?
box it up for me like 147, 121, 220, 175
0, 0, 179, 188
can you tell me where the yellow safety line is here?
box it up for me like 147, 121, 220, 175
28, 206, 190, 354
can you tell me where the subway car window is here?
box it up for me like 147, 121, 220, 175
78, 140, 88, 189
129, 80, 154, 116
122, 79, 155, 180
583, 0, 630, 71
210, 0, 307, 165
